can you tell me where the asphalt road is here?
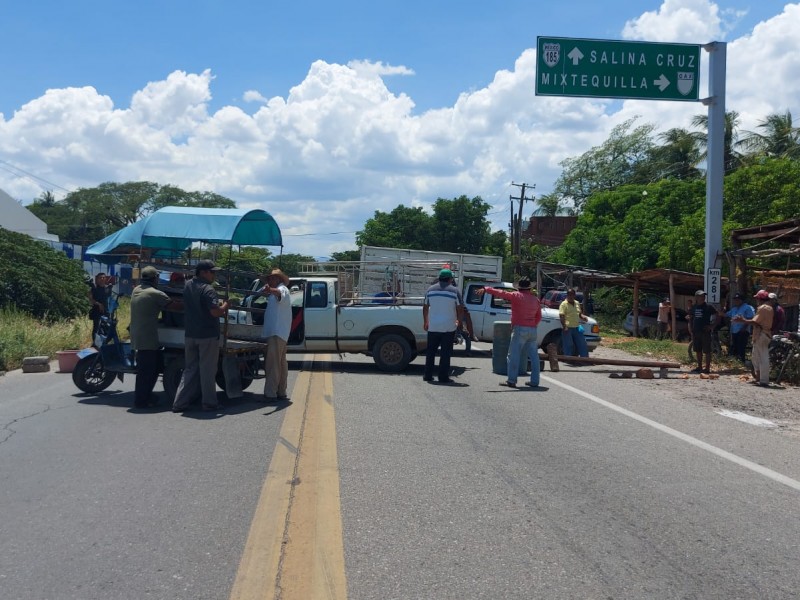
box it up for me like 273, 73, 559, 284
1, 347, 799, 599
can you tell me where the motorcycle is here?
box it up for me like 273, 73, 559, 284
72, 294, 136, 393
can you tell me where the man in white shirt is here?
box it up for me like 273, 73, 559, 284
259, 268, 293, 400
422, 269, 464, 383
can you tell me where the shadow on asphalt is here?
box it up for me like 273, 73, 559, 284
74, 389, 289, 418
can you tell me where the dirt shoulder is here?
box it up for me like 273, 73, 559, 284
587, 344, 800, 435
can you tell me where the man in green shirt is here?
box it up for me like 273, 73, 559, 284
130, 266, 180, 409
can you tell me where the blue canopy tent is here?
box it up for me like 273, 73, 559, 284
86, 207, 283, 263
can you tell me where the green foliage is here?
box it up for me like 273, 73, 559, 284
28, 181, 236, 246
553, 117, 657, 212
329, 250, 361, 262
273, 253, 316, 277
356, 195, 505, 257
554, 158, 800, 274
430, 195, 493, 254
0, 229, 89, 321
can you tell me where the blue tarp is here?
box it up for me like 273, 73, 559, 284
86, 207, 282, 263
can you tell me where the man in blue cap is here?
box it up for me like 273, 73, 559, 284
422, 268, 464, 383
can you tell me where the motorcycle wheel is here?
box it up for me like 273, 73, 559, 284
72, 354, 116, 393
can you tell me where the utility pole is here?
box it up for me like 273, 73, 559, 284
510, 181, 535, 276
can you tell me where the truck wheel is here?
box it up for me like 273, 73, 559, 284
162, 355, 185, 403
373, 334, 412, 372
72, 354, 116, 393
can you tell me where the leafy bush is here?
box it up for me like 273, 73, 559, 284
0, 229, 89, 321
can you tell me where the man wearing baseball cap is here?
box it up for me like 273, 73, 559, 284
173, 260, 229, 412
422, 268, 464, 383
129, 266, 181, 409
734, 290, 774, 387
687, 290, 717, 374
725, 292, 754, 363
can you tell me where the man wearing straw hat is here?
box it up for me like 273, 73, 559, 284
257, 268, 292, 401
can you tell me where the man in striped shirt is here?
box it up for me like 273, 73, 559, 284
422, 269, 464, 384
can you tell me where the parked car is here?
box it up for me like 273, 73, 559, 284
623, 307, 690, 339
542, 289, 584, 309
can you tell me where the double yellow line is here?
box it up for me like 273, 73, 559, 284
230, 356, 348, 599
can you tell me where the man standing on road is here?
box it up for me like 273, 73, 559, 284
258, 268, 292, 401
726, 292, 754, 363
559, 288, 589, 358
687, 290, 717, 374
735, 289, 774, 387
130, 266, 180, 409
477, 277, 542, 388
422, 268, 464, 384
172, 260, 229, 412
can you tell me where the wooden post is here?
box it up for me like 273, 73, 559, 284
633, 278, 640, 337
546, 343, 559, 372
669, 272, 677, 341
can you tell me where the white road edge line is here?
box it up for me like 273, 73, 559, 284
717, 410, 778, 428
541, 374, 800, 493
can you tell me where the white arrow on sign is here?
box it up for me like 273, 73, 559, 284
567, 47, 584, 66
653, 74, 670, 91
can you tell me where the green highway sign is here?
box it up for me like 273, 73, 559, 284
536, 37, 701, 101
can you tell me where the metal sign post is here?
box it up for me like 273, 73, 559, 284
702, 42, 726, 302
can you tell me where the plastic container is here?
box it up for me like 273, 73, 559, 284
56, 350, 81, 373
491, 321, 528, 376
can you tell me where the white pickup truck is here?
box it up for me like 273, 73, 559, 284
231, 277, 427, 372
231, 275, 600, 372
462, 282, 601, 352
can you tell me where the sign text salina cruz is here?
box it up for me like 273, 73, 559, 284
536, 37, 701, 101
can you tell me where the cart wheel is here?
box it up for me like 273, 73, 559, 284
215, 362, 256, 393
162, 355, 185, 403
72, 354, 116, 393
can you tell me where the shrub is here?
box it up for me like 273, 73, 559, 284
0, 228, 90, 321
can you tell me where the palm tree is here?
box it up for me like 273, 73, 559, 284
691, 110, 742, 173
531, 193, 575, 217
653, 128, 703, 180
738, 110, 800, 159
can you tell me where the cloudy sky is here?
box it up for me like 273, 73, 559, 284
0, 0, 797, 258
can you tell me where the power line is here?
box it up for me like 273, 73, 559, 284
282, 231, 358, 237
0, 159, 72, 194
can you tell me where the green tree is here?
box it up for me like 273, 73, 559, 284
329, 250, 361, 262
553, 117, 656, 212
356, 205, 436, 249
28, 181, 236, 246
431, 195, 492, 254
690, 110, 743, 173
0, 229, 89, 320
531, 192, 574, 216
738, 111, 800, 160
650, 128, 703, 180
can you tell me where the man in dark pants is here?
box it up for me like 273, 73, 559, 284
688, 290, 717, 374
88, 272, 113, 344
172, 260, 229, 412
129, 266, 180, 409
422, 268, 464, 383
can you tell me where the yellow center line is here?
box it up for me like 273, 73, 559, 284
229, 355, 347, 600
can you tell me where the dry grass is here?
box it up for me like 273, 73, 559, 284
0, 298, 131, 372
